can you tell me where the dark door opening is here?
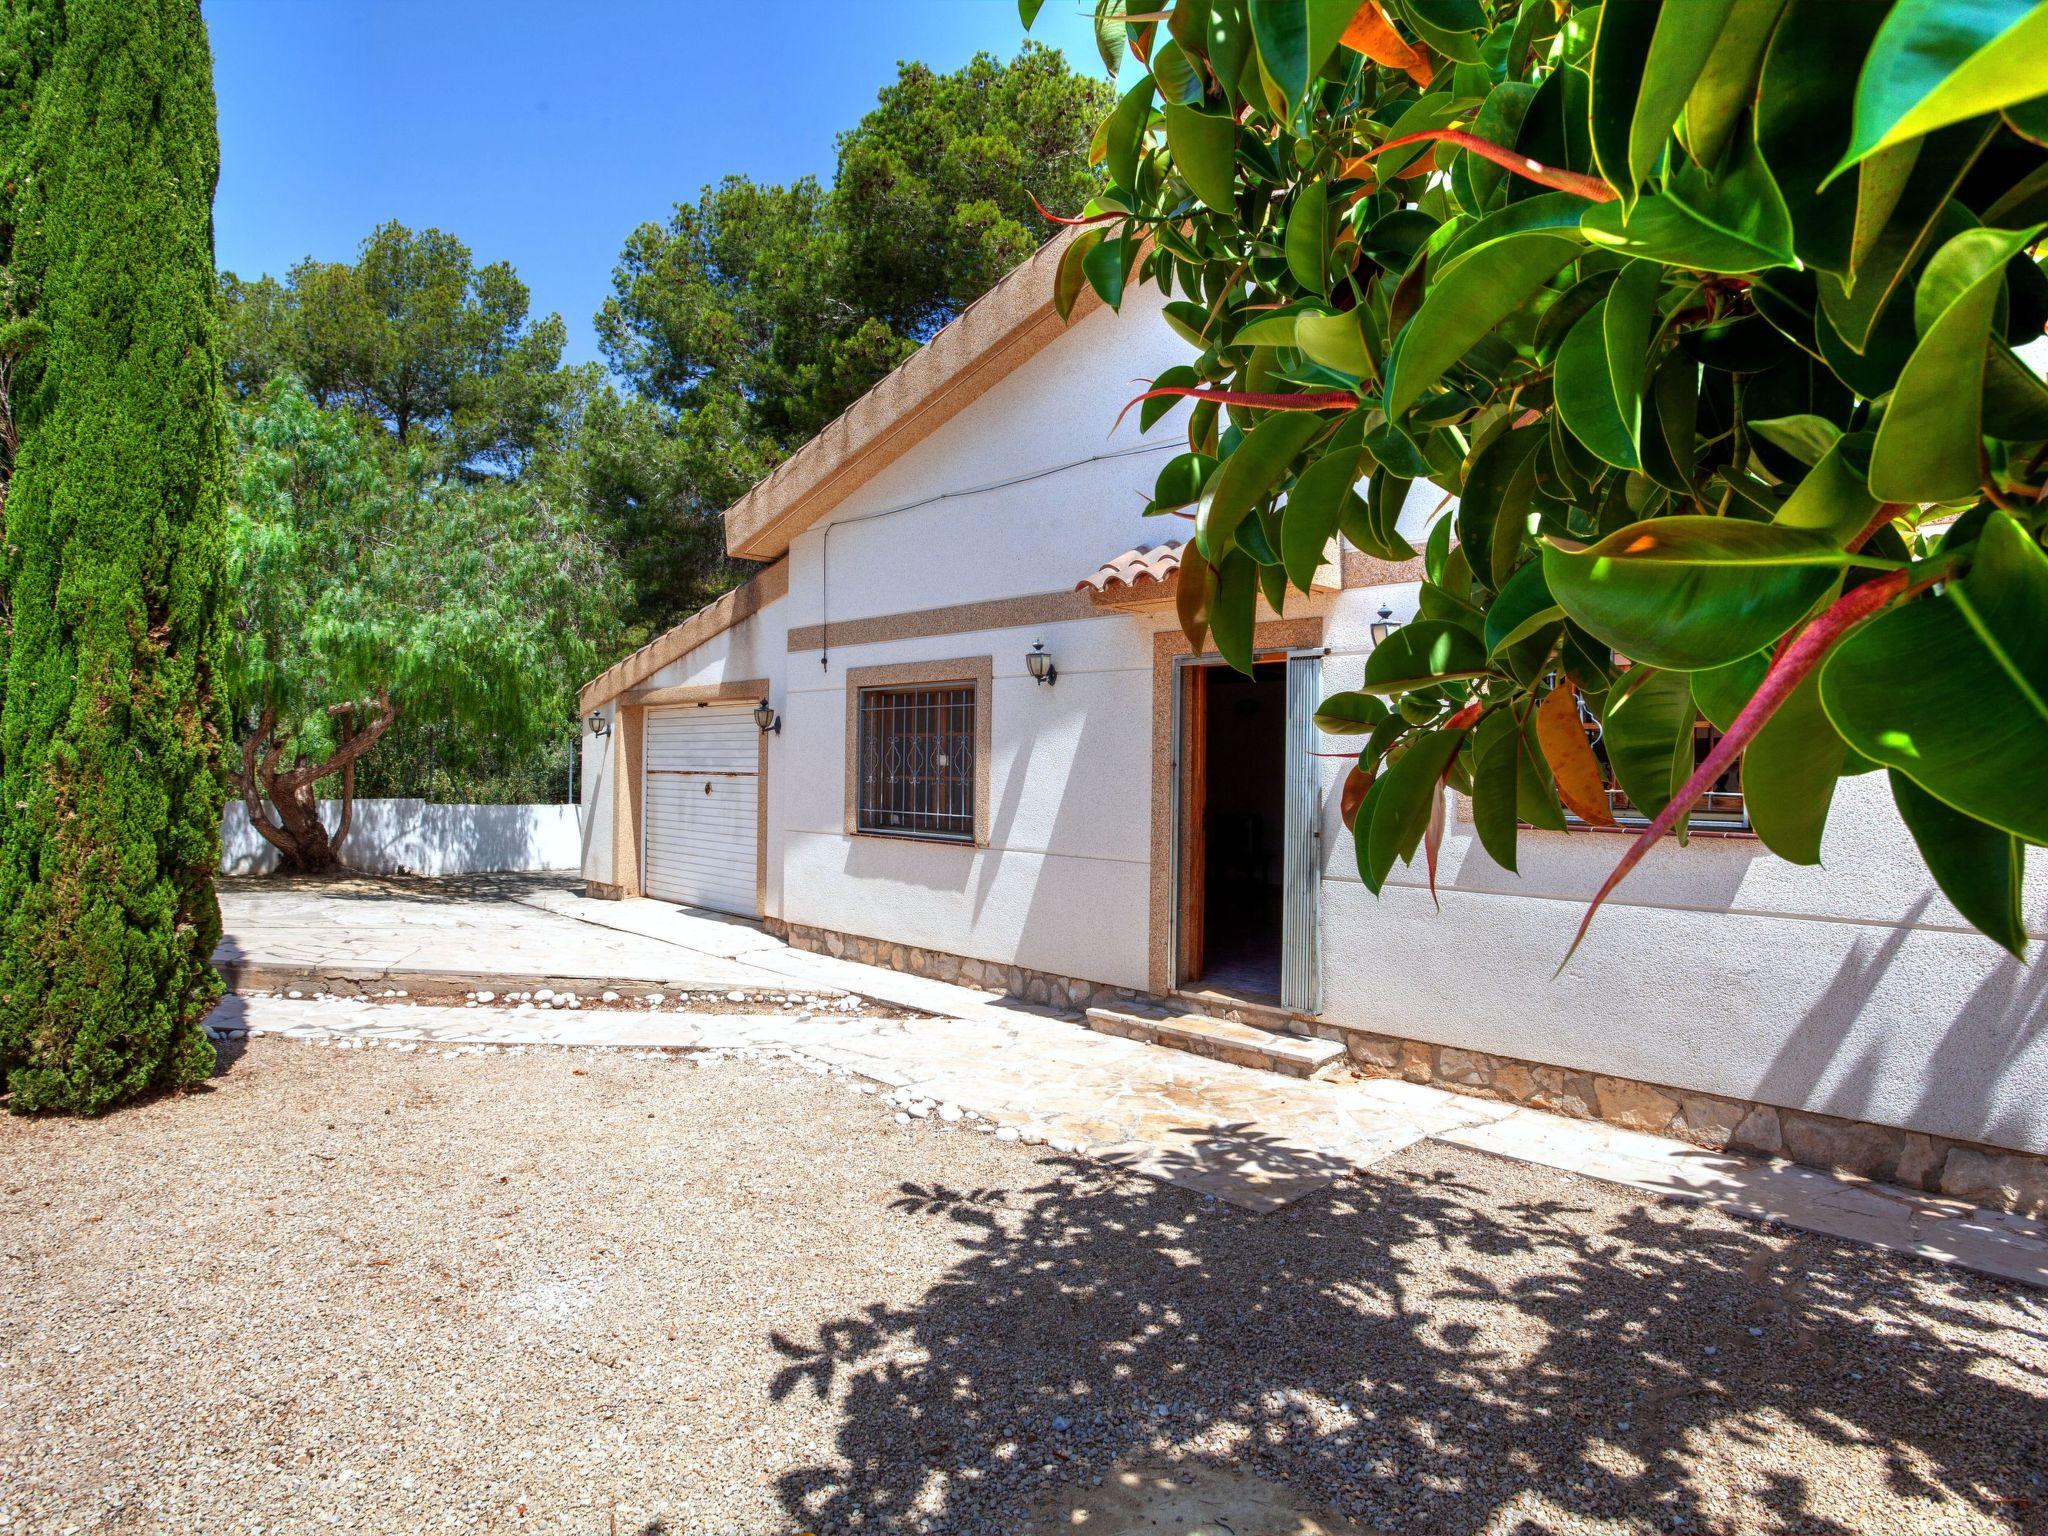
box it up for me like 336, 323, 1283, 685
1185, 660, 1288, 1002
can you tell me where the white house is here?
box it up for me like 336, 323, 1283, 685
577, 234, 2048, 1216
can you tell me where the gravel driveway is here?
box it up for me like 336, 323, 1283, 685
3, 1038, 2043, 1536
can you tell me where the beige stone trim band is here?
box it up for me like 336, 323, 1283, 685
725, 231, 1102, 561
580, 561, 789, 713
789, 588, 1100, 656
627, 678, 769, 709
843, 656, 994, 847
1341, 548, 1426, 587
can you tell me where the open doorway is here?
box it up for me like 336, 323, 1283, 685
1179, 659, 1288, 1003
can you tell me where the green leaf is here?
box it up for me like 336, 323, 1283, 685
1249, 0, 1356, 116
1832, 0, 2048, 177
1314, 690, 1391, 734
1516, 705, 1568, 829
1543, 517, 1853, 671
1386, 233, 1583, 418
1281, 449, 1361, 591
1295, 310, 1374, 379
1484, 557, 1563, 656
1152, 451, 1218, 512
1630, 0, 1736, 191
1741, 666, 1850, 865
1233, 312, 1309, 347
1361, 619, 1489, 695
1151, 36, 1206, 105
1364, 727, 1465, 893
1211, 549, 1260, 672
1581, 126, 1796, 271
1055, 229, 1106, 322
1019, 0, 1047, 25
1869, 224, 2043, 503
1456, 425, 1543, 593
1679, 0, 1789, 167
1285, 181, 1333, 294
1165, 103, 1240, 214
1096, 0, 1130, 77
1553, 259, 1658, 470
1601, 665, 1695, 823
1820, 511, 2048, 844
1470, 708, 1521, 872
1756, 0, 1889, 274
1142, 364, 1199, 431
1888, 769, 2029, 958
1589, 0, 1659, 205
1691, 649, 1769, 732
1081, 234, 1131, 311
1196, 411, 1326, 561
1105, 78, 1157, 194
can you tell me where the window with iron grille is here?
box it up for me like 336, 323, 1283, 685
856, 685, 976, 841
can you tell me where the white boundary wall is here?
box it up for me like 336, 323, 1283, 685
222, 799, 582, 877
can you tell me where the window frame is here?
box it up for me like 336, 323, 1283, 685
843, 657, 993, 847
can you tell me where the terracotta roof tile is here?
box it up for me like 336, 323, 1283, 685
1077, 541, 1183, 602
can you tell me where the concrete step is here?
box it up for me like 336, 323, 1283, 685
1085, 1007, 1346, 1080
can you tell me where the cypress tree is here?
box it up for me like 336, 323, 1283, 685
0, 0, 229, 1113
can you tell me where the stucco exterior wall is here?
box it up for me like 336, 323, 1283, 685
1315, 582, 2048, 1154
578, 276, 2048, 1157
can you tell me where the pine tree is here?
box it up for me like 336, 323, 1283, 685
0, 0, 229, 1114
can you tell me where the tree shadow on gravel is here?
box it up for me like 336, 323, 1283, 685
768, 1132, 2047, 1535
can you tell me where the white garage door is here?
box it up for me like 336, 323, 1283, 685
641, 703, 759, 916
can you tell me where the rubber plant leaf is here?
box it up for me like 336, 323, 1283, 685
1364, 727, 1467, 892
1819, 510, 2048, 846
1869, 223, 2043, 503
1195, 411, 1326, 561
1055, 229, 1107, 321
1341, 0, 1432, 87
1581, 124, 1796, 272
1469, 706, 1521, 873
1164, 102, 1240, 213
1360, 619, 1490, 696
1535, 677, 1615, 826
1888, 768, 2029, 959
1553, 258, 1659, 470
1741, 665, 1854, 865
1281, 449, 1363, 591
1587, 0, 1659, 207
1314, 690, 1392, 734
1385, 232, 1583, 418
1831, 0, 2048, 179
1600, 665, 1695, 825
1176, 539, 1214, 654
1209, 548, 1260, 673
1248, 0, 1356, 115
1542, 517, 1856, 672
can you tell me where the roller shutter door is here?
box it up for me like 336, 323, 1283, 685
641, 703, 758, 916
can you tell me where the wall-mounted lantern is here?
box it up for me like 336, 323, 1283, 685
586, 708, 611, 737
1369, 605, 1402, 646
752, 699, 782, 735
1025, 640, 1058, 686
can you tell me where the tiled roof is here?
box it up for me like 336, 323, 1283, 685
1077, 541, 1183, 602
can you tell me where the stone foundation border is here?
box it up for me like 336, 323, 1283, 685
766, 918, 2047, 1219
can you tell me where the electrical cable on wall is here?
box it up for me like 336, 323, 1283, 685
817, 440, 1178, 670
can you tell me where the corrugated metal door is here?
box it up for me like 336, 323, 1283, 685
641, 704, 758, 916
1281, 652, 1324, 1015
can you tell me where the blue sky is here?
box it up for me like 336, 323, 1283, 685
206, 1, 1113, 367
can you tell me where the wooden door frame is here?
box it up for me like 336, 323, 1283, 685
1150, 616, 1323, 999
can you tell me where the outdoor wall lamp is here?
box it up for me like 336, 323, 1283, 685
585, 708, 610, 737
752, 698, 782, 735
1025, 640, 1058, 686
1369, 606, 1402, 646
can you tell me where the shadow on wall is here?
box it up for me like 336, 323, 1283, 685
220, 799, 583, 877
770, 1134, 2043, 1535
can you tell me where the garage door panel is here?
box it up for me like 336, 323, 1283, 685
641, 704, 759, 916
